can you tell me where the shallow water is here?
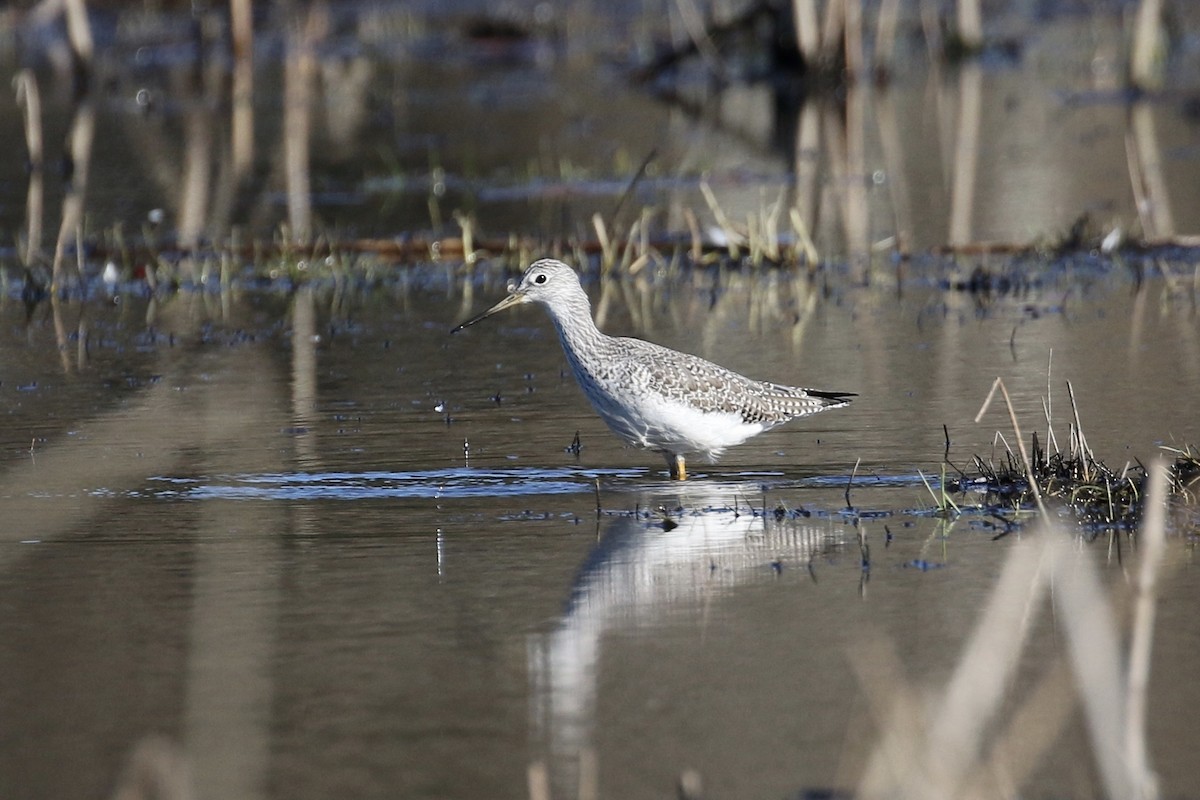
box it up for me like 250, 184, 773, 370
4, 2, 1200, 796
2, 5, 1200, 261
1, 266, 1199, 798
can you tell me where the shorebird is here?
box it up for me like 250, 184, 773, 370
452, 259, 854, 479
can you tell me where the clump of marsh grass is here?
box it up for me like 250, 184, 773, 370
948, 365, 1196, 532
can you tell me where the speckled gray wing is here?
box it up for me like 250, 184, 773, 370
614, 337, 854, 425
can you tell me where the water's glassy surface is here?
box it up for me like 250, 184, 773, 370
3, 2, 1200, 796
1, 266, 1198, 798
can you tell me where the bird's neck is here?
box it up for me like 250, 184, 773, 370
543, 287, 606, 365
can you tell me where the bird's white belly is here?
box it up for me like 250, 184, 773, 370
591, 390, 762, 461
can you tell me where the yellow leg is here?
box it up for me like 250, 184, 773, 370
672, 454, 688, 481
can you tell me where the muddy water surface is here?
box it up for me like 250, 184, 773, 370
1, 267, 1198, 798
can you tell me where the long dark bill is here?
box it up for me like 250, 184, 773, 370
450, 291, 527, 333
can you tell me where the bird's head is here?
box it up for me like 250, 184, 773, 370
451, 259, 581, 332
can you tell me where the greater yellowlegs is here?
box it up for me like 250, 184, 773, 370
452, 259, 854, 480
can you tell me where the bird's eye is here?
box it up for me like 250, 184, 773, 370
534, 273, 547, 284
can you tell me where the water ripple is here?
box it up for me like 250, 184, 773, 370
145, 467, 643, 500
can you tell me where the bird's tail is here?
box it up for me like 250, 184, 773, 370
803, 389, 856, 408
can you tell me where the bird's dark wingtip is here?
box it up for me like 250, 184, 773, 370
808, 389, 857, 405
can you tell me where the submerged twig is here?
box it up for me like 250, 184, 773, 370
845, 457, 861, 510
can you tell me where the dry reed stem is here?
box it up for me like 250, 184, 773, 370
1044, 350, 1061, 454
284, 5, 327, 246
1066, 380, 1092, 478
179, 100, 214, 254
874, 0, 902, 73
699, 180, 745, 258
1130, 0, 1165, 90
820, 0, 844, 61
789, 207, 819, 266
843, 0, 864, 80
791, 0, 821, 63
874, 89, 912, 255
948, 64, 982, 247
762, 187, 784, 262
619, 218, 640, 272
1129, 101, 1175, 238
956, 0, 983, 50
231, 0, 255, 178
683, 208, 702, 263
454, 211, 476, 265
592, 213, 614, 271
975, 377, 1046, 515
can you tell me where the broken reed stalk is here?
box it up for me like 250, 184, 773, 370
683, 208, 703, 263
1066, 379, 1092, 479
454, 211, 476, 265
699, 180, 745, 260
761, 186, 784, 263
592, 213, 615, 272
1043, 350, 1061, 455
845, 456, 860, 510
618, 218, 639, 273
975, 377, 1047, 515
789, 207, 819, 266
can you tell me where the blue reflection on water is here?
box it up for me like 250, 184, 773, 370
146, 467, 643, 500
137, 468, 941, 501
